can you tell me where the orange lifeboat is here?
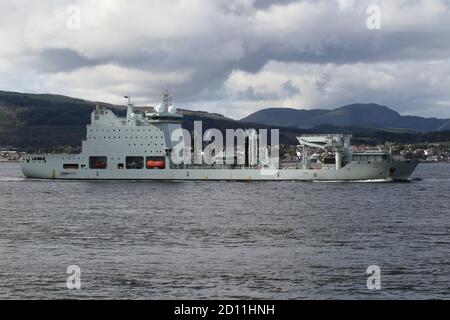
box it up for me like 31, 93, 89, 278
146, 159, 165, 169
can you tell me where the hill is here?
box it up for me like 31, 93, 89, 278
1, 90, 450, 151
0, 90, 306, 150
241, 103, 450, 132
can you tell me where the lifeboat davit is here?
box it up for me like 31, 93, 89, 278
146, 159, 165, 169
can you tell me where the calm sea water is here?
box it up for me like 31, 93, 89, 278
0, 162, 449, 299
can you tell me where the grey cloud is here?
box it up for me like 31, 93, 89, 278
282, 80, 300, 96
27, 1, 450, 81
315, 74, 331, 97
252, 0, 298, 9
33, 48, 105, 73
235, 86, 281, 101
2, 0, 450, 118
231, 80, 298, 103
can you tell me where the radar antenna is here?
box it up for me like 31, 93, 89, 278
124, 95, 133, 105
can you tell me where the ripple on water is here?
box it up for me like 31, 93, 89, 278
0, 162, 449, 299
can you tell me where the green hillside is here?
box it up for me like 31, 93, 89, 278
1, 90, 450, 151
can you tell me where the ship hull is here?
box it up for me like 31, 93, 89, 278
21, 156, 418, 181
390, 160, 419, 181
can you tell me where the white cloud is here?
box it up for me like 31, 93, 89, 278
38, 64, 194, 105
225, 59, 450, 119
1, 0, 450, 119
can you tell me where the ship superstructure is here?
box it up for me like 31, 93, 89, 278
21, 91, 418, 181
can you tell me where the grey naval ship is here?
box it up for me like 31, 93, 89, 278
21, 91, 418, 181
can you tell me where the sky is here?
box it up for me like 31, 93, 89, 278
1, 0, 450, 119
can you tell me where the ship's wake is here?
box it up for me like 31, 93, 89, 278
313, 178, 392, 183
0, 177, 26, 181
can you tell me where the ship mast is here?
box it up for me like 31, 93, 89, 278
125, 95, 134, 119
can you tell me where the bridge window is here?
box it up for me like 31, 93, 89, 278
89, 156, 107, 169
353, 155, 368, 161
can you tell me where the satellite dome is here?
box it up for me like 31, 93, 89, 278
155, 103, 164, 113
168, 104, 176, 114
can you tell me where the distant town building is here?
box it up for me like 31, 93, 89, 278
0, 150, 24, 161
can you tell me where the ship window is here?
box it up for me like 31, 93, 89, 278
117, 163, 124, 169
126, 157, 144, 169
63, 164, 79, 169
89, 156, 107, 169
353, 155, 370, 161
